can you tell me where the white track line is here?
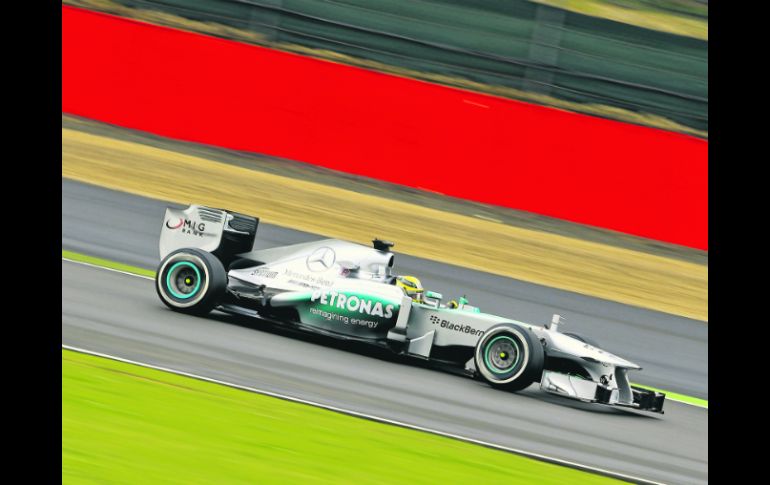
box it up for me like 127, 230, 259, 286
62, 344, 665, 485
62, 257, 154, 280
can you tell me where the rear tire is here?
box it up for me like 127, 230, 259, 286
156, 248, 227, 315
474, 324, 544, 391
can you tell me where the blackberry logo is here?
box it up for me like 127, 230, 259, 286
430, 315, 484, 336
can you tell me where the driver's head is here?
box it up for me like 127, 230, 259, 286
396, 275, 424, 303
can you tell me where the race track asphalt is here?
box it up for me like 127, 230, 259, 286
62, 178, 708, 484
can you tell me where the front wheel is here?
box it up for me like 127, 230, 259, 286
156, 248, 227, 315
474, 324, 545, 391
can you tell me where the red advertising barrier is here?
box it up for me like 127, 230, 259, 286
62, 6, 708, 250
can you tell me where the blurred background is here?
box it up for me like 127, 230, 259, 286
68, 0, 707, 137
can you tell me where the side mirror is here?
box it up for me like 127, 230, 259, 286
425, 291, 443, 300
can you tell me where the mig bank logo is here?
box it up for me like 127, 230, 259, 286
165, 218, 184, 229
165, 218, 206, 236
306, 247, 336, 272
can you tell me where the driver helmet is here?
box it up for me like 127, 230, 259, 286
396, 275, 424, 303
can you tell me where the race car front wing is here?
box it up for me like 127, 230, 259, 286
541, 369, 665, 413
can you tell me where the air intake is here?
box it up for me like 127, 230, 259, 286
373, 239, 394, 252
197, 207, 224, 223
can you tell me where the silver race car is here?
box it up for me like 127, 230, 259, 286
155, 205, 665, 413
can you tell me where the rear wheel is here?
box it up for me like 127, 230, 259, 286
156, 248, 227, 315
474, 324, 544, 391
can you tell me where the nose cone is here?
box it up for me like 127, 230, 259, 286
580, 345, 642, 370
551, 331, 642, 370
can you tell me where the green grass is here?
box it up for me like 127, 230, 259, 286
632, 384, 707, 409
62, 348, 621, 484
532, 0, 708, 40
61, 249, 708, 409
62, 249, 155, 278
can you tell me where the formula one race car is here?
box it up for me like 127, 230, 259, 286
155, 205, 665, 413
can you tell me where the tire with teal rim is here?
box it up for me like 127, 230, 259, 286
474, 324, 544, 391
156, 248, 227, 315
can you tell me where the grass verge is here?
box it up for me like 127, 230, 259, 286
532, 0, 707, 40
633, 384, 707, 409
62, 250, 708, 409
62, 249, 154, 278
62, 126, 708, 321
62, 348, 622, 484
63, 114, 707, 266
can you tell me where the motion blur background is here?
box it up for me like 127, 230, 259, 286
62, 1, 708, 484
69, 0, 708, 136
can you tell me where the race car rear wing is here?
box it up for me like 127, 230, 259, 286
159, 205, 258, 266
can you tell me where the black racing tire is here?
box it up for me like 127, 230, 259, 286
155, 248, 227, 316
563, 332, 600, 349
474, 323, 545, 392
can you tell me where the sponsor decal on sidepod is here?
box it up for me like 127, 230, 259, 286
311, 290, 395, 319
429, 314, 484, 336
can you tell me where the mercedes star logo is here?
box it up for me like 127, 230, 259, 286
306, 247, 336, 272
